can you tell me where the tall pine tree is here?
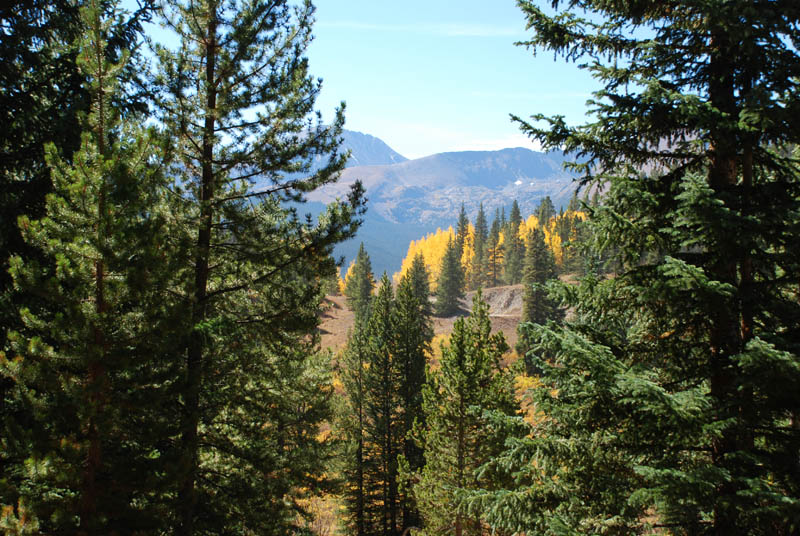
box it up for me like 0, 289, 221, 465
153, 0, 363, 532
464, 1, 800, 534
413, 293, 519, 536
434, 237, 465, 317
1, 2, 176, 530
344, 243, 376, 318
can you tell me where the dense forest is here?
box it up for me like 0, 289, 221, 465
2, 0, 799, 535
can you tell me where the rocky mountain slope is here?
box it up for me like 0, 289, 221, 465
287, 131, 579, 276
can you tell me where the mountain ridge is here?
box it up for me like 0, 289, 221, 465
294, 130, 579, 276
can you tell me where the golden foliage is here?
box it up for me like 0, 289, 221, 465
394, 209, 588, 283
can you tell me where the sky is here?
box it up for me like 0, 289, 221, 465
307, 0, 600, 159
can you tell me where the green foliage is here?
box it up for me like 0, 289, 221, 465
434, 237, 465, 317
502, 200, 524, 285
340, 271, 433, 536
464, 1, 800, 534
536, 195, 555, 224
1, 2, 176, 530
345, 243, 376, 318
517, 227, 562, 373
412, 293, 521, 536
467, 203, 488, 290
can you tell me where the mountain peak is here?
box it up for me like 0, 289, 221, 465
341, 129, 408, 167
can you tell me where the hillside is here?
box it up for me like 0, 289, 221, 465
295, 134, 580, 276
318, 285, 525, 353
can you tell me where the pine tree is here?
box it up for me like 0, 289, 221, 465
345, 243, 376, 317
362, 275, 404, 536
503, 200, 524, 285
340, 313, 382, 536
413, 293, 519, 536
464, 1, 800, 534
535, 195, 555, 225
455, 202, 469, 259
434, 237, 465, 317
1, 2, 175, 530
394, 265, 434, 532
153, 0, 363, 532
516, 227, 561, 374
485, 212, 503, 288
467, 203, 489, 290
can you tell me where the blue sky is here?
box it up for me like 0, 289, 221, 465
307, 0, 600, 159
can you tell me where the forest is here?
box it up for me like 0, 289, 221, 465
1, 0, 799, 535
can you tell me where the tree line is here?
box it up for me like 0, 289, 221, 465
338, 254, 522, 536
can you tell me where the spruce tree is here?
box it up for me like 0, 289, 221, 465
406, 252, 432, 317
1, 2, 175, 530
345, 243, 376, 317
153, 0, 363, 532
413, 293, 519, 536
503, 200, 524, 285
467, 203, 488, 290
434, 237, 465, 317
516, 227, 562, 374
362, 275, 403, 536
394, 265, 434, 532
455, 202, 469, 260
464, 1, 800, 534
485, 212, 503, 288
535, 195, 555, 225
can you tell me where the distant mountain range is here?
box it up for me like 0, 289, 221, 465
293, 130, 579, 276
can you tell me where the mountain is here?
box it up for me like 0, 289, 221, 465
302, 129, 408, 174
276, 132, 578, 276
301, 144, 579, 276
339, 130, 408, 167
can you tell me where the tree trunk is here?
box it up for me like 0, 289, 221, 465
178, 5, 217, 535
707, 28, 743, 536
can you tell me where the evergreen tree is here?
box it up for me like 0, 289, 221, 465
340, 314, 382, 536
455, 202, 469, 259
535, 195, 555, 225
467, 203, 488, 290
362, 275, 404, 536
394, 266, 434, 532
406, 252, 432, 317
413, 293, 519, 536
503, 200, 524, 285
464, 1, 800, 534
153, 0, 363, 532
434, 237, 465, 317
1, 2, 176, 530
516, 227, 561, 374
344, 243, 376, 317
485, 213, 503, 288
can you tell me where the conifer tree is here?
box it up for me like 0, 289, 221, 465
485, 212, 503, 287
503, 200, 524, 285
464, 1, 800, 534
345, 243, 377, 317
516, 227, 561, 374
413, 293, 519, 536
455, 202, 469, 259
340, 313, 382, 536
394, 264, 434, 532
406, 252, 432, 317
362, 275, 404, 536
535, 195, 555, 225
467, 203, 489, 290
434, 237, 465, 317
1, 2, 175, 530
153, 0, 363, 532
